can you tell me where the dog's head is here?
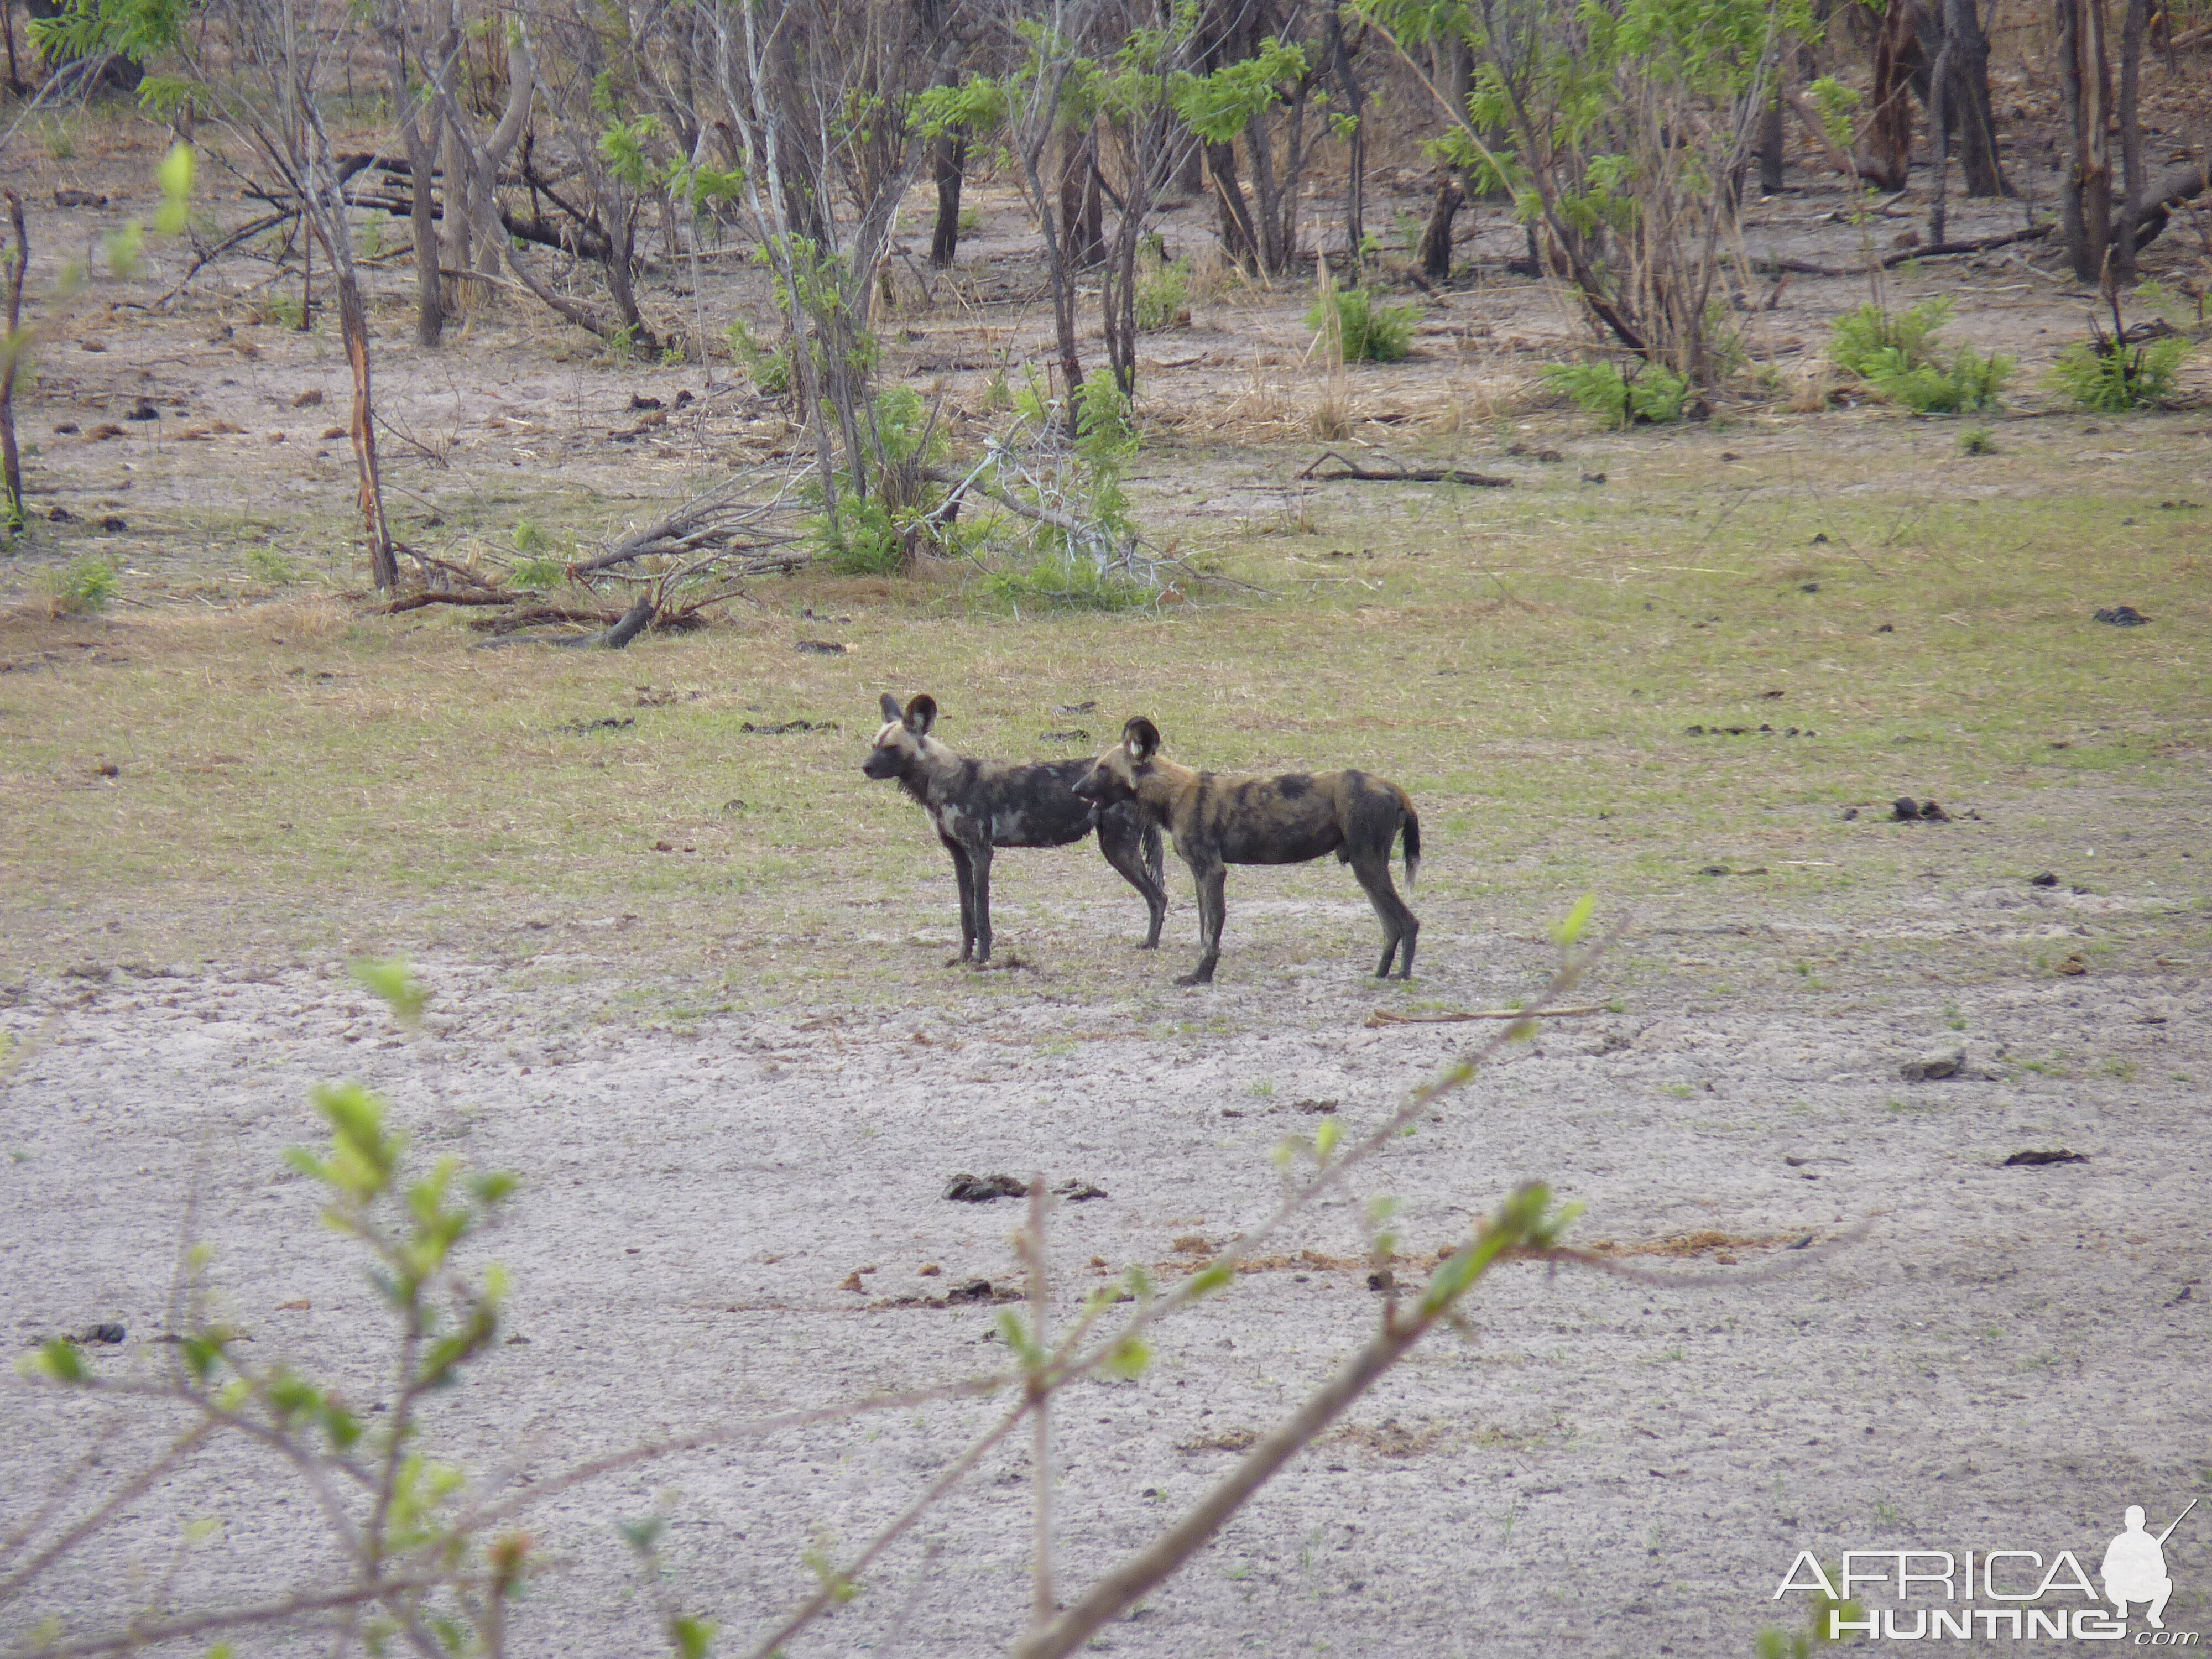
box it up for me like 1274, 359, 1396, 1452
862, 692, 938, 779
1073, 716, 1160, 803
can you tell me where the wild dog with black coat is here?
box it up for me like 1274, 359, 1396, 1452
863, 693, 1167, 965
1074, 716, 1420, 985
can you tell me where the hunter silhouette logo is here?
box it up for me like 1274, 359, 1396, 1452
1772, 1498, 2200, 1643
2103, 1500, 2194, 1630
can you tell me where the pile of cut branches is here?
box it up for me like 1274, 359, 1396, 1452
381, 469, 810, 645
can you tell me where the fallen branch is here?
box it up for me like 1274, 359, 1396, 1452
381, 590, 514, 614
1296, 450, 1513, 487
1752, 222, 2053, 277
1365, 1004, 1608, 1027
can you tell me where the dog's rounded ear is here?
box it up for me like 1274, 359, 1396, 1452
879, 692, 903, 724
1123, 716, 1161, 761
904, 693, 938, 736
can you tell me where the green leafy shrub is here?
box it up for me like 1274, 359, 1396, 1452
1829, 298, 1953, 378
1958, 425, 1995, 455
2046, 333, 2193, 411
508, 554, 568, 590
247, 546, 299, 585
39, 556, 121, 614
807, 385, 952, 575
1306, 283, 1418, 363
1863, 343, 2013, 414
978, 553, 1155, 612
1135, 254, 1191, 332
726, 319, 793, 396
1540, 359, 1692, 427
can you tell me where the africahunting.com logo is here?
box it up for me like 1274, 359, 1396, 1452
1775, 1500, 2198, 1643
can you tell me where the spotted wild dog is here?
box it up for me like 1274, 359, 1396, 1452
1073, 716, 1420, 985
862, 693, 1167, 966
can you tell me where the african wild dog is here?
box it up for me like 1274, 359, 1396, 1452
863, 693, 1167, 965
1073, 716, 1420, 985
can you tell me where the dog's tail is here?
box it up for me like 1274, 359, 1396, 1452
1400, 795, 1421, 885
1142, 819, 1165, 890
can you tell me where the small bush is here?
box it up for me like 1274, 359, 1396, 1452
2047, 333, 2193, 411
726, 320, 793, 396
247, 546, 299, 585
39, 556, 121, 614
977, 554, 1155, 612
1135, 255, 1191, 332
1829, 298, 1953, 378
1540, 359, 1691, 427
509, 554, 568, 589
1958, 425, 1995, 455
1307, 284, 1419, 364
958, 203, 983, 234
806, 386, 952, 575
1863, 343, 2013, 414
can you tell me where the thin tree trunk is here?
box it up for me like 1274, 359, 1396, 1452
2059, 0, 2113, 280
1864, 0, 1919, 190
1418, 175, 1463, 279
1757, 96, 1786, 194
1, 190, 27, 534
1207, 140, 1260, 270
385, 15, 444, 347
1326, 10, 1365, 268
1058, 124, 1102, 268
1944, 0, 2010, 196
2114, 0, 2147, 278
1927, 29, 1956, 243
930, 133, 964, 267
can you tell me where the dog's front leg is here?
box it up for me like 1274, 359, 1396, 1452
968, 839, 996, 965
943, 835, 977, 965
1177, 860, 1226, 986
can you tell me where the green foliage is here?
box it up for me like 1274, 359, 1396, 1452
1135, 253, 1191, 332
1169, 36, 1309, 142
977, 554, 1154, 612
351, 957, 430, 1025
1829, 298, 1953, 378
247, 546, 299, 586
509, 553, 568, 590
1755, 1569, 1863, 1658
512, 519, 550, 554
2047, 333, 2193, 411
1957, 425, 1995, 456
1540, 359, 1691, 426
40, 557, 122, 613
1806, 77, 1861, 152
1306, 283, 1419, 363
1863, 342, 2013, 414
804, 388, 954, 575
726, 319, 794, 397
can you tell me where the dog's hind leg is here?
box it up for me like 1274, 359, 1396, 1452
1352, 852, 1418, 979
1098, 807, 1167, 948
943, 836, 978, 964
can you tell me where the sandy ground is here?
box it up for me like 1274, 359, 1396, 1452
6, 790, 2210, 1656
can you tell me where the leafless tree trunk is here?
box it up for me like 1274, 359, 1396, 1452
1417, 175, 1463, 279
930, 132, 965, 267
1, 190, 27, 535
379, 0, 443, 346
2114, 0, 2148, 279
2058, 0, 2112, 280
1863, 0, 1920, 190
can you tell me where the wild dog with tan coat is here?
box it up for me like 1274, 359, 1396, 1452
863, 693, 1167, 965
1073, 716, 1420, 985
